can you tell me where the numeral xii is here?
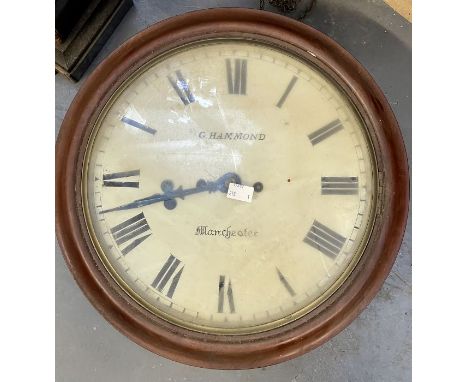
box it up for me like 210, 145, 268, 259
226, 59, 247, 95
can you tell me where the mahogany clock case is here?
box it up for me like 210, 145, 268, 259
55, 8, 409, 369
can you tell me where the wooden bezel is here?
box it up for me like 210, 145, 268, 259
56, 8, 409, 369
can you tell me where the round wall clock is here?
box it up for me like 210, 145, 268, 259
56, 8, 409, 369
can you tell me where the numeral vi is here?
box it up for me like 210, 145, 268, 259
218, 275, 235, 313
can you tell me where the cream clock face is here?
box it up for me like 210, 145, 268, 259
83, 39, 376, 334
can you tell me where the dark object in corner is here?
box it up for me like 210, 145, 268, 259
55, 0, 93, 43
259, 0, 316, 20
55, 0, 133, 82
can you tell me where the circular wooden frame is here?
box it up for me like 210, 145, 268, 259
56, 8, 409, 369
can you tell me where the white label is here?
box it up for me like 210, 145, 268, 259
226, 183, 254, 203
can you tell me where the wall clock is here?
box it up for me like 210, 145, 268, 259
56, 8, 409, 369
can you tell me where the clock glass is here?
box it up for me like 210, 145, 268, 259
82, 39, 376, 335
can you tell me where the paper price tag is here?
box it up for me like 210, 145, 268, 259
226, 183, 254, 203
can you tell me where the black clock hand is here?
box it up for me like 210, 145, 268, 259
100, 172, 242, 213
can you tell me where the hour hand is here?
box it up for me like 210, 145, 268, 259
100, 172, 242, 213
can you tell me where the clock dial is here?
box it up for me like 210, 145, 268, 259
82, 39, 376, 334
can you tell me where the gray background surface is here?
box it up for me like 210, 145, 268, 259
55, 1, 411, 381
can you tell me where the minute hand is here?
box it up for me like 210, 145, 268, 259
100, 172, 241, 214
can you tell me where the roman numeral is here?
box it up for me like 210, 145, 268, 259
276, 75, 298, 108
276, 267, 296, 296
110, 212, 151, 255
226, 59, 247, 95
103, 170, 140, 188
321, 176, 359, 195
218, 275, 235, 313
121, 116, 156, 135
308, 119, 343, 145
304, 220, 346, 259
168, 70, 195, 105
151, 254, 184, 298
